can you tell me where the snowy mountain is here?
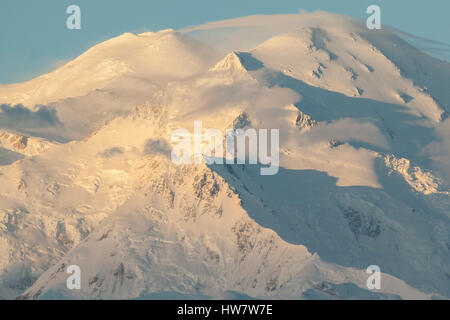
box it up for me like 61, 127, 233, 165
0, 12, 449, 300
0, 30, 218, 142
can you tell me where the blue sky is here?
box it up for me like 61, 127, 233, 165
1, 0, 449, 84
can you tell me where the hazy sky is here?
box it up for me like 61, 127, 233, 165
1, 0, 449, 84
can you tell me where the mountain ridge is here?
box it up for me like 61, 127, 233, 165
0, 12, 449, 300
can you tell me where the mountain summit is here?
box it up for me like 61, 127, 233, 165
0, 12, 449, 300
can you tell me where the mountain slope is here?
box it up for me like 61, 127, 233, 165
0, 30, 218, 143
0, 12, 449, 300
0, 30, 218, 107
17, 105, 432, 300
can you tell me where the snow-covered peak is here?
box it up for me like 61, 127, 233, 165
250, 26, 448, 122
211, 52, 247, 72
1, 12, 450, 301
0, 30, 218, 107
210, 51, 264, 73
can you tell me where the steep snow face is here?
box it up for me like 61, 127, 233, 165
210, 32, 449, 187
20, 160, 430, 300
250, 27, 447, 123
0, 106, 170, 299
0, 30, 218, 107
10, 105, 428, 301
1, 12, 450, 300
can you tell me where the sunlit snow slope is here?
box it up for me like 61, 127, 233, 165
0, 12, 449, 300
